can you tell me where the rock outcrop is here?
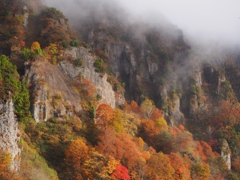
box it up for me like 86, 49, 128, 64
221, 139, 231, 170
0, 99, 21, 172
60, 47, 124, 108
24, 58, 82, 122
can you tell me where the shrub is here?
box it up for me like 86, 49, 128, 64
70, 40, 80, 47
43, 7, 64, 19
22, 48, 32, 60
62, 42, 69, 48
94, 58, 105, 73
74, 58, 83, 67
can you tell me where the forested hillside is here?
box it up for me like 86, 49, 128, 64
0, 0, 240, 179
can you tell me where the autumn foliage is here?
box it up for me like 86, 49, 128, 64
65, 139, 89, 180
112, 164, 130, 180
96, 104, 114, 129
0, 150, 12, 180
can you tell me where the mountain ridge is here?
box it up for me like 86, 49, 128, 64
0, 0, 240, 179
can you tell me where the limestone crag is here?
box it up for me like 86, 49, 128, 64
25, 59, 82, 122
221, 139, 231, 170
23, 5, 29, 29
60, 47, 122, 108
169, 96, 184, 126
0, 99, 21, 172
189, 65, 208, 118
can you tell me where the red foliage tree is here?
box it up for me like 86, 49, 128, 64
112, 164, 130, 180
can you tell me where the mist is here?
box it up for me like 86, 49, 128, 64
43, 0, 240, 46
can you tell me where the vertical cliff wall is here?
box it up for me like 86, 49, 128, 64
0, 99, 21, 172
59, 47, 124, 108
24, 58, 83, 122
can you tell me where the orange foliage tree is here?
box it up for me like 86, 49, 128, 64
96, 127, 123, 160
209, 100, 240, 130
96, 104, 114, 129
139, 119, 162, 148
98, 130, 147, 179
64, 139, 89, 180
130, 100, 140, 113
150, 108, 163, 121
144, 152, 175, 180
117, 133, 146, 179
169, 153, 191, 180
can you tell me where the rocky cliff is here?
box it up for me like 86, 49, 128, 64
24, 57, 82, 122
24, 46, 124, 122
60, 47, 124, 108
0, 99, 21, 172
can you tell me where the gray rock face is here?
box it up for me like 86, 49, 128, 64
23, 5, 29, 29
25, 59, 82, 122
217, 75, 226, 95
60, 47, 121, 108
192, 66, 202, 87
189, 65, 208, 118
169, 96, 184, 125
221, 139, 231, 170
159, 86, 184, 125
0, 99, 21, 172
25, 46, 124, 122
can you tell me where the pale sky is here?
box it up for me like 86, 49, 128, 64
44, 0, 240, 45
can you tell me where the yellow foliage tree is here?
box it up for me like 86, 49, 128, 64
48, 43, 58, 55
192, 162, 210, 180
144, 152, 175, 180
141, 98, 155, 118
110, 108, 124, 134
30, 41, 41, 52
0, 150, 12, 180
83, 150, 118, 179
155, 117, 168, 130
122, 113, 139, 136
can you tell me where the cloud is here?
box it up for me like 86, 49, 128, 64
43, 0, 240, 46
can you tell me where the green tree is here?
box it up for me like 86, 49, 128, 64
0, 55, 30, 122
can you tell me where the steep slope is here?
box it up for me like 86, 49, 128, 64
0, 99, 20, 172
1, 0, 240, 179
25, 59, 82, 122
